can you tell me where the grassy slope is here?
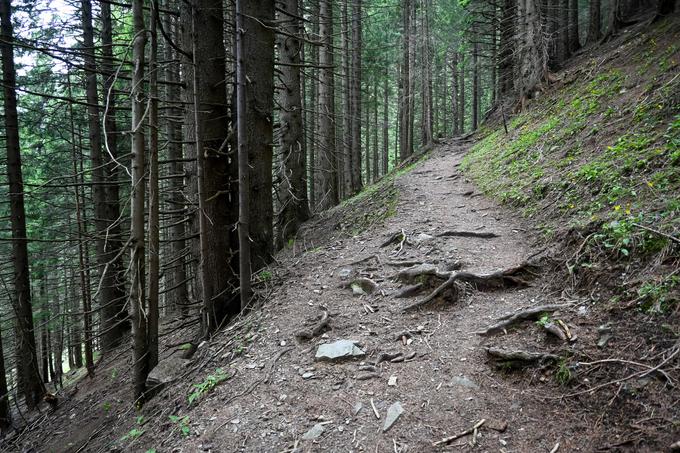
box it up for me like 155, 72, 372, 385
462, 17, 680, 310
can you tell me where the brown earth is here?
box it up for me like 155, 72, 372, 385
4, 137, 678, 453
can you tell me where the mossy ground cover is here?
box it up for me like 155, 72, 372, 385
461, 20, 679, 309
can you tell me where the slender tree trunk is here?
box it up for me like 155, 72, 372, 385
276, 0, 309, 248
1, 0, 44, 410
350, 0, 363, 193
316, 0, 338, 209
400, 0, 412, 160
163, 12, 189, 317
308, 0, 319, 209
472, 30, 480, 130
341, 0, 353, 196
559, 0, 570, 63
382, 72, 389, 174
450, 52, 459, 135
130, 0, 148, 401
67, 71, 94, 377
0, 310, 9, 428
372, 80, 379, 181
421, 0, 433, 145
459, 58, 465, 133
147, 0, 160, 371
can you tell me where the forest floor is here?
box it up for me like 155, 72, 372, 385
8, 135, 677, 453
5, 16, 679, 453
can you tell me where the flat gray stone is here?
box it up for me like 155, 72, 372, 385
451, 375, 479, 390
302, 423, 325, 440
315, 340, 365, 361
383, 402, 404, 432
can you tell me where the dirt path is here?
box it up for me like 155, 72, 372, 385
132, 139, 584, 453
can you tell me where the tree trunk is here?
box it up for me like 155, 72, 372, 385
276, 0, 309, 248
382, 72, 389, 175
81, 0, 129, 353
586, 0, 602, 43
147, 0, 160, 371
350, 0, 363, 193
1, 0, 45, 410
242, 0, 275, 270
459, 58, 465, 133
182, 0, 238, 333
372, 80, 379, 181
499, 0, 516, 96
0, 310, 9, 428
316, 0, 338, 209
472, 30, 480, 130
569, 0, 581, 52
163, 11, 189, 317
130, 0, 148, 400
450, 52, 460, 135
99, 0, 127, 352
341, 0, 353, 197
400, 0, 412, 160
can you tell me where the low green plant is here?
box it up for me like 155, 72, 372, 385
169, 415, 191, 438
535, 314, 551, 328
188, 368, 231, 405
121, 428, 144, 442
555, 359, 573, 385
638, 274, 679, 313
102, 401, 112, 413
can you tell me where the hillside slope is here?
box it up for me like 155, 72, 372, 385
3, 15, 679, 453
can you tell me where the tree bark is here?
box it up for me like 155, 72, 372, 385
82, 0, 129, 353
586, 0, 602, 43
350, 0, 363, 193
382, 71, 389, 175
316, 0, 338, 209
99, 0, 128, 352
182, 0, 238, 333
1, 0, 45, 410
449, 51, 459, 135
0, 310, 9, 428
276, 0, 309, 249
569, 0, 581, 52
130, 0, 148, 400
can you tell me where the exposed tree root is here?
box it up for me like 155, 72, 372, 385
380, 229, 408, 248
437, 230, 499, 239
486, 347, 559, 365
477, 304, 571, 336
394, 283, 423, 298
294, 310, 329, 341
402, 262, 540, 311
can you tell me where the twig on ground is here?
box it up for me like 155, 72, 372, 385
477, 304, 571, 335
432, 419, 486, 447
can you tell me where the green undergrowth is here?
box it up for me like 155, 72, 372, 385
330, 150, 429, 236
461, 20, 679, 309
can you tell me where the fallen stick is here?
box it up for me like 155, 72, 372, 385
432, 419, 486, 447
632, 223, 680, 245
370, 398, 380, 419
477, 304, 571, 336
437, 230, 499, 239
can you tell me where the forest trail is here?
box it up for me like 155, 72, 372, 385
119, 138, 583, 453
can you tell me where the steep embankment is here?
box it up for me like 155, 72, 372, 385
463, 17, 680, 310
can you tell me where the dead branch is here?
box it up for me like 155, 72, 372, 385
432, 419, 486, 447
477, 304, 571, 336
437, 230, 499, 239
632, 223, 680, 245
486, 347, 559, 363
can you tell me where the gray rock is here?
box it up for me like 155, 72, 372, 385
146, 356, 191, 390
301, 372, 315, 380
350, 278, 378, 296
383, 402, 404, 432
337, 268, 354, 280
302, 423, 325, 440
451, 375, 479, 390
315, 340, 365, 361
